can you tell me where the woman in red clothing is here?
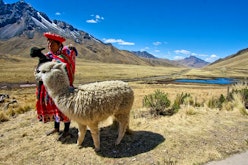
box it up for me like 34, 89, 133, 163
35, 32, 77, 139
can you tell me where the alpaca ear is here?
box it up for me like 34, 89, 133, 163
53, 62, 67, 71
60, 63, 67, 70
53, 63, 64, 70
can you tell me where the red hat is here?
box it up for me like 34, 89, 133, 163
43, 32, 66, 43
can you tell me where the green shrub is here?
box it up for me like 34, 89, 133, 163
143, 89, 172, 116
207, 94, 226, 109
172, 92, 191, 111
238, 88, 248, 106
208, 97, 220, 109
219, 94, 226, 104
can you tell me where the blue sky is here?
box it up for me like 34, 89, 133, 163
4, 0, 248, 62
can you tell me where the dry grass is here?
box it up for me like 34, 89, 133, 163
1, 82, 248, 165
0, 87, 36, 120
0, 57, 37, 83
75, 60, 184, 84
1, 59, 248, 164
0, 57, 184, 84
180, 68, 248, 79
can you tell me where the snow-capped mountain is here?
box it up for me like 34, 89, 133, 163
0, 0, 102, 44
1, 0, 164, 65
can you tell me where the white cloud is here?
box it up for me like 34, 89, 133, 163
173, 49, 219, 62
154, 49, 160, 53
174, 56, 184, 60
55, 12, 61, 16
210, 54, 217, 58
205, 54, 218, 63
140, 47, 150, 51
174, 49, 191, 55
103, 38, 135, 46
95, 15, 104, 20
153, 41, 162, 46
86, 14, 104, 24
119, 41, 135, 46
86, 19, 97, 23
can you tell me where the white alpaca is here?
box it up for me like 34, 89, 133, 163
37, 62, 134, 151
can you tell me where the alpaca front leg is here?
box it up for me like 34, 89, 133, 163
77, 123, 87, 146
115, 114, 129, 145
115, 122, 127, 145
88, 125, 100, 152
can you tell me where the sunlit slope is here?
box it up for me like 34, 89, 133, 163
206, 48, 248, 69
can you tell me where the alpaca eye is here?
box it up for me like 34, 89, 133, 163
42, 71, 46, 73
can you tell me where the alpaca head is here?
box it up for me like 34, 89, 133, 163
30, 47, 45, 58
37, 62, 70, 94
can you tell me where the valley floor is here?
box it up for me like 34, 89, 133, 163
1, 82, 248, 164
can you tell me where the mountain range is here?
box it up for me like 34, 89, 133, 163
175, 55, 209, 68
0, 0, 245, 69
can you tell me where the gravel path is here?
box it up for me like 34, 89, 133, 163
205, 151, 248, 165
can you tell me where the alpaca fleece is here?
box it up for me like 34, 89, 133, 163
37, 62, 134, 151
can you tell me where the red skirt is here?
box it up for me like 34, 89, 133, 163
36, 82, 70, 123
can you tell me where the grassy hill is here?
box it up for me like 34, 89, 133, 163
0, 55, 186, 85
175, 48, 248, 79
1, 44, 248, 85
206, 48, 248, 69
0, 33, 177, 67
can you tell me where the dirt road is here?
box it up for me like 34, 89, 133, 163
205, 151, 248, 165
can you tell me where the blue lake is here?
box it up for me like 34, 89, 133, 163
174, 78, 236, 85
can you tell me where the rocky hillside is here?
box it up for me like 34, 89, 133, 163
132, 51, 209, 68
132, 51, 157, 59
0, 0, 97, 43
175, 55, 209, 68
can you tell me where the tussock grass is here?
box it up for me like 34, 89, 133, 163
0, 111, 9, 122
5, 105, 33, 117
140, 81, 248, 119
185, 106, 198, 115
0, 87, 36, 120
231, 93, 248, 115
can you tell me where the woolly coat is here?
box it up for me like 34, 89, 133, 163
38, 62, 134, 125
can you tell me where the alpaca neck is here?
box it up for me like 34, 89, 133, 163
49, 86, 74, 116
43, 71, 71, 104
50, 86, 70, 99
45, 80, 70, 100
